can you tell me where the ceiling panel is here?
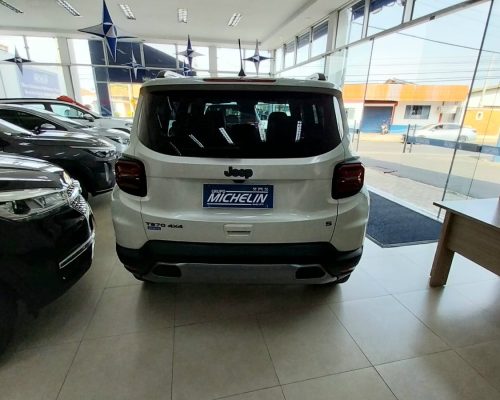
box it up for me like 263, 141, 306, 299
0, 0, 346, 49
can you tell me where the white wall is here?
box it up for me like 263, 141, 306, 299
469, 87, 500, 107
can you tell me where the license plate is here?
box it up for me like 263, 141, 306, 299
203, 184, 274, 209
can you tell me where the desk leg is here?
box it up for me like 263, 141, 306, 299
430, 212, 455, 287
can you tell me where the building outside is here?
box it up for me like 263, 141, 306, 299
343, 82, 469, 135
465, 85, 500, 141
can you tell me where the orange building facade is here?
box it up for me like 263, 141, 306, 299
342, 83, 471, 134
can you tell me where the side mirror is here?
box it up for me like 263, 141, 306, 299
36, 123, 57, 132
83, 113, 95, 122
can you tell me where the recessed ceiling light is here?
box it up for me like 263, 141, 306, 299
55, 0, 80, 16
177, 8, 188, 23
228, 13, 242, 27
0, 0, 23, 13
119, 4, 136, 20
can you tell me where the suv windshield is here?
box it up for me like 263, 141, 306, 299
139, 90, 343, 158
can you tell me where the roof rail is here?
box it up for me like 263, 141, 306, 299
307, 73, 327, 81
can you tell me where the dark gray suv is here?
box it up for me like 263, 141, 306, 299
0, 119, 117, 198
0, 104, 130, 153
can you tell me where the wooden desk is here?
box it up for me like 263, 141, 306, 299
430, 198, 500, 287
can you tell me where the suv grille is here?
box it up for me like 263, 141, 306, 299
66, 181, 89, 217
70, 194, 89, 216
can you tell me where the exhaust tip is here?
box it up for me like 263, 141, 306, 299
295, 266, 325, 280
153, 263, 182, 278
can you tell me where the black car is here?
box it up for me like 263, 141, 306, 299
0, 154, 94, 353
0, 118, 117, 198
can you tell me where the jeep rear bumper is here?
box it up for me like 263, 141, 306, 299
116, 241, 363, 284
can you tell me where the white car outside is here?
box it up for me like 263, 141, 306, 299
111, 76, 369, 284
415, 123, 477, 142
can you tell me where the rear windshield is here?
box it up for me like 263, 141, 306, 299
138, 90, 343, 158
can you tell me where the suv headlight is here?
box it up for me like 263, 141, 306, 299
62, 171, 72, 185
0, 188, 69, 221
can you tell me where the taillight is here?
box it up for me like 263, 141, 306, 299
115, 158, 147, 197
332, 162, 365, 199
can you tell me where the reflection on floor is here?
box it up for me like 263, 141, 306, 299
1, 194, 499, 400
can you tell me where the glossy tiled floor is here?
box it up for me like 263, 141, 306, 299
1, 194, 499, 400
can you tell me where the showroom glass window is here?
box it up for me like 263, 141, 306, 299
26, 37, 60, 63
367, 0, 405, 36
413, 0, 466, 19
443, 0, 500, 201
88, 40, 107, 65
284, 41, 296, 68
107, 42, 142, 66
0, 35, 28, 58
278, 59, 325, 79
296, 32, 310, 63
68, 39, 92, 64
311, 21, 328, 57
189, 46, 209, 71
217, 48, 241, 72
144, 43, 177, 69
275, 47, 284, 72
336, 1, 366, 47
71, 66, 99, 113
326, 48, 348, 87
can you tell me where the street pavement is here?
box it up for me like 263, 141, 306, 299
354, 135, 500, 214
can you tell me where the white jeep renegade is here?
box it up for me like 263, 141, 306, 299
111, 76, 369, 284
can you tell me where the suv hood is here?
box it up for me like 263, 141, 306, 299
0, 154, 66, 191
83, 127, 130, 139
35, 130, 115, 148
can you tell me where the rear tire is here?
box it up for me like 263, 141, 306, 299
0, 288, 17, 355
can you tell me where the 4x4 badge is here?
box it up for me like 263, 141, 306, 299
224, 166, 253, 179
